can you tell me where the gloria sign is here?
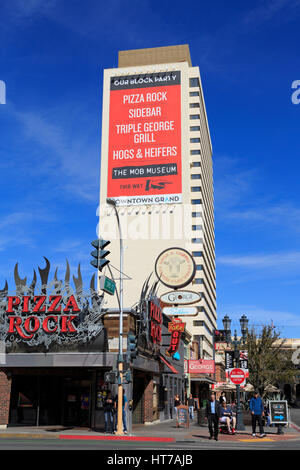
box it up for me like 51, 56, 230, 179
0, 258, 106, 350
107, 71, 182, 206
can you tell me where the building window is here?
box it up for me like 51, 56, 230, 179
192, 225, 202, 230
191, 162, 201, 167
193, 321, 204, 327
190, 138, 200, 144
190, 114, 200, 120
190, 91, 199, 97
196, 265, 203, 270
192, 212, 202, 217
192, 251, 202, 257
192, 238, 202, 243
190, 126, 200, 131
191, 174, 201, 179
189, 77, 200, 87
190, 150, 201, 155
194, 279, 204, 284
190, 103, 200, 108
191, 187, 201, 192
191, 199, 202, 205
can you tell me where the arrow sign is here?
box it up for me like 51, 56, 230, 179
274, 415, 284, 420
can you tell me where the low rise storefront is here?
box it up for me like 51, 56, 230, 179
0, 260, 187, 430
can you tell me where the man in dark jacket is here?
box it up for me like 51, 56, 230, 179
249, 391, 266, 437
205, 392, 221, 440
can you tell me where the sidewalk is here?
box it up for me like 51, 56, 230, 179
0, 419, 300, 443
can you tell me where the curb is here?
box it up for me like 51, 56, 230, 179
59, 435, 175, 442
0, 433, 60, 440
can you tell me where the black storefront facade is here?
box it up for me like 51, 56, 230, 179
0, 260, 187, 430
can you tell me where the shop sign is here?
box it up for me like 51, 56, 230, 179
162, 306, 198, 316
269, 401, 289, 425
165, 317, 185, 357
0, 258, 105, 349
155, 248, 196, 289
188, 359, 215, 374
160, 290, 201, 305
148, 299, 162, 346
176, 405, 189, 428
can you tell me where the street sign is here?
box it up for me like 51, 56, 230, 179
162, 306, 198, 317
99, 275, 116, 295
269, 400, 289, 425
160, 290, 201, 305
229, 368, 246, 386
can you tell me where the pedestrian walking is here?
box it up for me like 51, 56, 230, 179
187, 393, 195, 420
205, 392, 221, 441
103, 391, 114, 434
249, 391, 266, 438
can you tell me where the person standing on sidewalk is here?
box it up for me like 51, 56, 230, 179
174, 394, 181, 417
205, 392, 221, 441
103, 391, 114, 434
187, 393, 195, 420
249, 391, 266, 438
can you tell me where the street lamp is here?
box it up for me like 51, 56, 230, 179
106, 198, 124, 436
222, 314, 249, 431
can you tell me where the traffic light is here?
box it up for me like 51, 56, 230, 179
126, 333, 138, 362
90, 238, 110, 271
104, 371, 117, 384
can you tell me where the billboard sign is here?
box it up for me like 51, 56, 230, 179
107, 71, 182, 206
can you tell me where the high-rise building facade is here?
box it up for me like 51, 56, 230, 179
99, 45, 216, 360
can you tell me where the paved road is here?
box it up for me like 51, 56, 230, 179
290, 408, 300, 429
0, 437, 299, 451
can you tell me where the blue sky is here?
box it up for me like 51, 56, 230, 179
0, 0, 300, 337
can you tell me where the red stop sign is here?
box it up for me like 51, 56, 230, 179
229, 368, 246, 385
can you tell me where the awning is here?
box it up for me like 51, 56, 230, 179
190, 377, 215, 384
159, 355, 179, 374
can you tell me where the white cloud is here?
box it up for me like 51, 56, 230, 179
217, 251, 300, 269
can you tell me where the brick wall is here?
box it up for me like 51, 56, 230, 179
0, 370, 11, 426
143, 377, 153, 423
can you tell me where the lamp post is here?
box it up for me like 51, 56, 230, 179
222, 314, 249, 431
106, 198, 124, 436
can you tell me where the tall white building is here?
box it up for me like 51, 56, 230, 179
99, 45, 216, 361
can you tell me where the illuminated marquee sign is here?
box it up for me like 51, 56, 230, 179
166, 317, 185, 357
148, 300, 162, 345
107, 71, 182, 206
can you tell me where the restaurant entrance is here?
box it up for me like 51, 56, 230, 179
9, 369, 92, 428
